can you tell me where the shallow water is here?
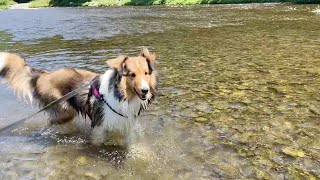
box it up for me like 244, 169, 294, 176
0, 4, 320, 179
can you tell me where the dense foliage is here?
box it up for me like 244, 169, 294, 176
1, 0, 319, 11
29, 0, 320, 7
0, 0, 15, 9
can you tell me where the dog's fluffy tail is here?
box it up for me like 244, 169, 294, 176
0, 52, 40, 103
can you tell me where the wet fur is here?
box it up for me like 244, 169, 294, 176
0, 48, 157, 146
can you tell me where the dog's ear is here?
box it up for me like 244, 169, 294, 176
140, 47, 156, 74
106, 56, 128, 70
141, 47, 156, 64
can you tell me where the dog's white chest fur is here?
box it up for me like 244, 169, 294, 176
0, 53, 7, 72
91, 70, 143, 145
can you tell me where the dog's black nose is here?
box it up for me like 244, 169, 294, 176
141, 88, 149, 95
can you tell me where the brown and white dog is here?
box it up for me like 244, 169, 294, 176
0, 47, 157, 146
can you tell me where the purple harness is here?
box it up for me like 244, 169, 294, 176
92, 88, 102, 101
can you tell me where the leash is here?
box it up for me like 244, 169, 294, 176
0, 74, 144, 135
0, 79, 97, 135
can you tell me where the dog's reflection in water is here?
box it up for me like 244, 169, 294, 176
84, 143, 128, 168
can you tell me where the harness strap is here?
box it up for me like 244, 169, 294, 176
91, 80, 128, 118
90, 76, 142, 118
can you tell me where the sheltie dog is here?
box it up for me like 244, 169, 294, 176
0, 47, 157, 146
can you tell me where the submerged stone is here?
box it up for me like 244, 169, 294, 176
75, 156, 88, 166
195, 117, 209, 123
281, 147, 305, 158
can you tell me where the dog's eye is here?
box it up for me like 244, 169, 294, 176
145, 72, 148, 75
131, 73, 136, 77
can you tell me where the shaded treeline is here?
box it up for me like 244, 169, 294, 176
32, 0, 320, 6
1, 0, 319, 10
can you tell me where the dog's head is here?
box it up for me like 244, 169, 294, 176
107, 47, 157, 101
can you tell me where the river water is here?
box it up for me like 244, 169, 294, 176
0, 4, 319, 179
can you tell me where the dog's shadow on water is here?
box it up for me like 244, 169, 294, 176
82, 143, 128, 168
7, 118, 166, 170
27, 127, 130, 169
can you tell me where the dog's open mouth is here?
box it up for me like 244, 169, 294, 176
134, 89, 147, 101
